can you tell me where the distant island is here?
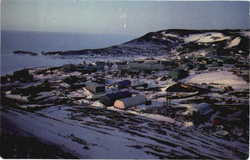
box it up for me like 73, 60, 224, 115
13, 50, 38, 56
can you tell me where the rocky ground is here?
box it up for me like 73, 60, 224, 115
1, 29, 249, 159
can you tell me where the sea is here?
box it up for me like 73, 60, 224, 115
1, 30, 134, 75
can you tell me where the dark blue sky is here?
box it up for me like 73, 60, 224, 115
2, 0, 249, 36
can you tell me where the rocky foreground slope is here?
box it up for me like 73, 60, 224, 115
2, 29, 250, 158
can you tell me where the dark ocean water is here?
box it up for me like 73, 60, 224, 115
1, 31, 134, 75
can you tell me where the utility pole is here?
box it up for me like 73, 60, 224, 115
166, 91, 171, 107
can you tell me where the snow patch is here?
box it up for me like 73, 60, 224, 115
161, 32, 179, 38
184, 32, 230, 43
225, 37, 241, 48
183, 71, 248, 89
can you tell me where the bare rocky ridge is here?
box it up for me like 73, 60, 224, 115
40, 29, 249, 57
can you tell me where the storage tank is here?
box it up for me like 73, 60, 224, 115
99, 91, 132, 106
114, 95, 147, 109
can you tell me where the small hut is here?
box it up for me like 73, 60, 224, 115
116, 80, 131, 89
128, 62, 165, 72
132, 81, 148, 90
95, 61, 106, 70
13, 69, 33, 82
114, 95, 147, 109
85, 82, 105, 94
82, 65, 97, 73
168, 69, 189, 80
62, 64, 77, 73
166, 83, 208, 93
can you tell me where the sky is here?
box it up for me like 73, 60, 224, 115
1, 0, 249, 36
